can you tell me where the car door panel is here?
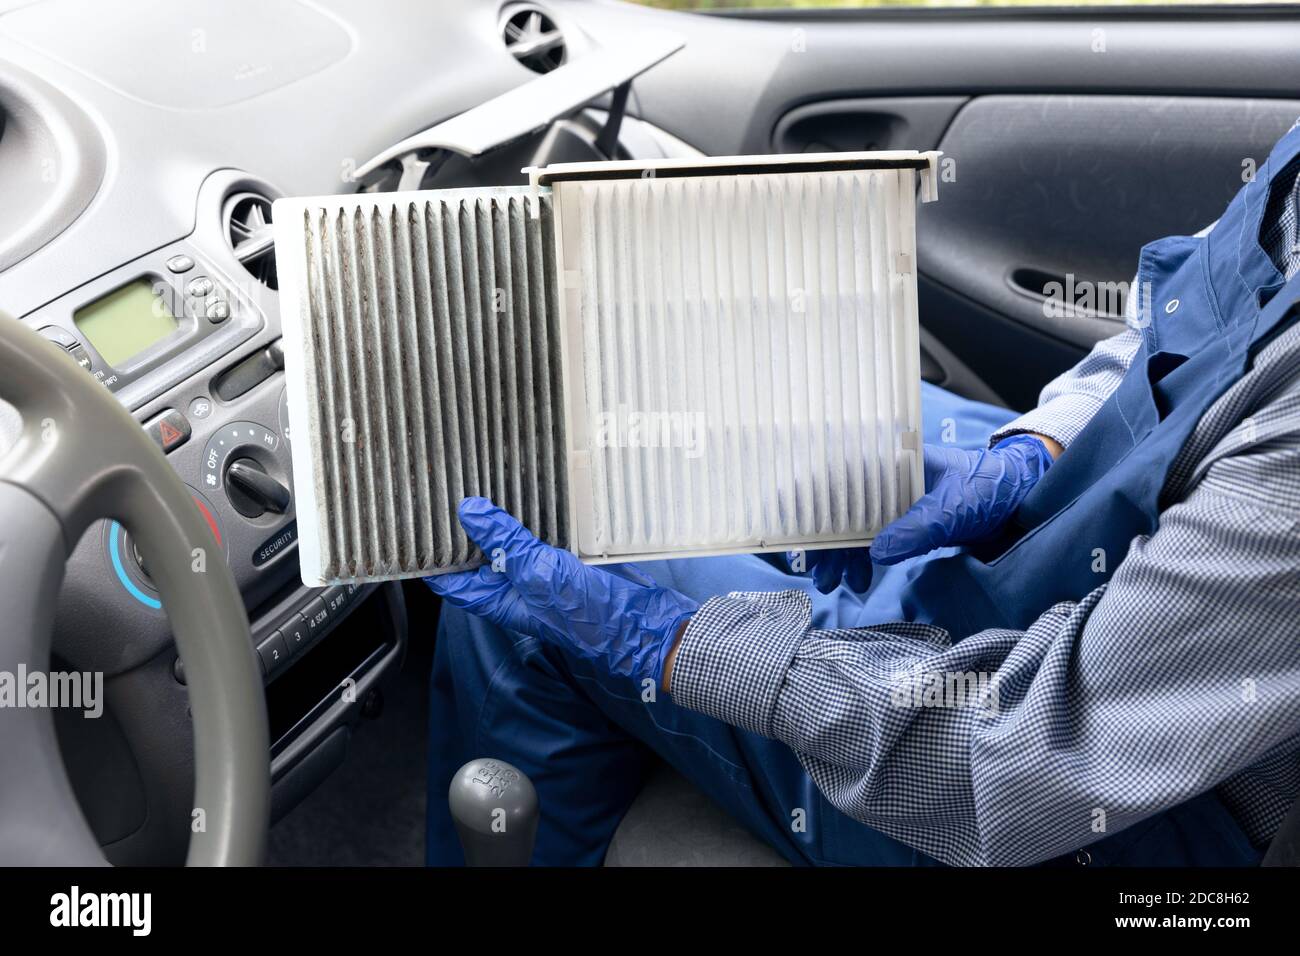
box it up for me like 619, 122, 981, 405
918, 95, 1300, 352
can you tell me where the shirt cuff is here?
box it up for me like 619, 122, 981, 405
669, 589, 811, 737
988, 392, 1106, 450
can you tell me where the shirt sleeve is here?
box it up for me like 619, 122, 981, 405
671, 413, 1300, 866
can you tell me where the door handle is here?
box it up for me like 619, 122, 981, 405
1007, 267, 1126, 322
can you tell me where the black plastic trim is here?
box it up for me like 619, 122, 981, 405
705, 5, 1300, 22
535, 154, 927, 185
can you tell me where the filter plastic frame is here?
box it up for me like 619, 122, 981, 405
543, 150, 938, 565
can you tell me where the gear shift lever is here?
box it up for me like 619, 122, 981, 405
449, 758, 539, 866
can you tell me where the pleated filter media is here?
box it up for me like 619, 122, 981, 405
276, 152, 937, 585
276, 187, 567, 584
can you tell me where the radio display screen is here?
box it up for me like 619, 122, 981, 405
74, 278, 179, 366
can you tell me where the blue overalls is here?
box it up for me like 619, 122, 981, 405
427, 125, 1300, 866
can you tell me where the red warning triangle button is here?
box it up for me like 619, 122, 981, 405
147, 411, 191, 453
158, 419, 183, 447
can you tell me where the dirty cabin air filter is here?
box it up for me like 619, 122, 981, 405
275, 151, 940, 586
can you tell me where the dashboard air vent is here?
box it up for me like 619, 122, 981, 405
224, 191, 278, 290
500, 4, 565, 74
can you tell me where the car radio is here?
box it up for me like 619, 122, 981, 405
21, 241, 264, 411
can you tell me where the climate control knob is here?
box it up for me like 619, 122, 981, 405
201, 419, 292, 521
224, 457, 291, 518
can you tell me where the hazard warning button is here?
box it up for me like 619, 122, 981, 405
144, 408, 192, 454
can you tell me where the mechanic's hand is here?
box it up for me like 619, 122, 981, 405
869, 434, 1054, 565
786, 547, 873, 595
424, 497, 698, 687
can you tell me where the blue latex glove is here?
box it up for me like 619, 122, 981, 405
786, 547, 873, 595
870, 434, 1054, 565
424, 497, 699, 686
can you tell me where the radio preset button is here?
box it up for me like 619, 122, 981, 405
257, 630, 290, 676
166, 254, 195, 273
281, 612, 310, 656
68, 346, 94, 372
303, 596, 330, 639
205, 298, 231, 323
187, 276, 215, 297
324, 585, 351, 616
38, 326, 79, 350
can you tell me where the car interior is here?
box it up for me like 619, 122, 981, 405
1, 0, 1299, 868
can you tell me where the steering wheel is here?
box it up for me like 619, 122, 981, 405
0, 317, 269, 865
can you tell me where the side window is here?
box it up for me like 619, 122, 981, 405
628, 1, 1273, 9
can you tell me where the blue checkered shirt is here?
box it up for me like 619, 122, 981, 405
671, 171, 1300, 866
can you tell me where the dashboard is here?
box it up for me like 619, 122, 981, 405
0, 0, 699, 863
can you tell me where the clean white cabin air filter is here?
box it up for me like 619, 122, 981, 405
276, 151, 939, 585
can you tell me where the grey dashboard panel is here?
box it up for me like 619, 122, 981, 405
0, 0, 353, 110
0, 57, 105, 272
917, 95, 1300, 349
0, 0, 533, 317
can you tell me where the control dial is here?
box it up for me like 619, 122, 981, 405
202, 420, 293, 522
225, 457, 291, 518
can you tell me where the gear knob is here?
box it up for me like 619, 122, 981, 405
449, 758, 539, 866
